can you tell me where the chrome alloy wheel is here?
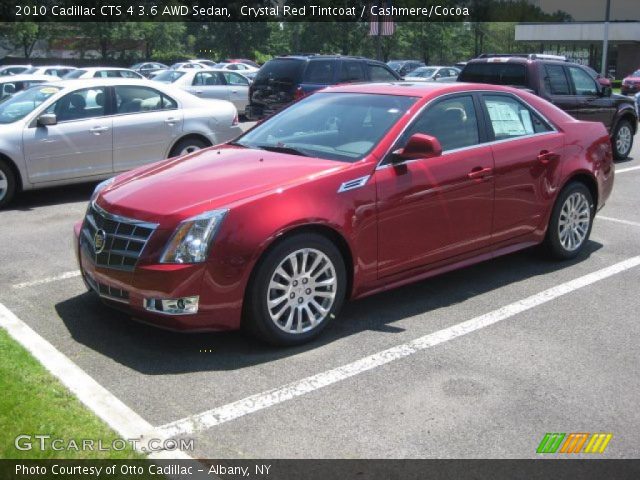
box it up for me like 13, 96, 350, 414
0, 169, 7, 202
558, 192, 591, 252
179, 145, 202, 156
616, 124, 632, 155
267, 248, 337, 334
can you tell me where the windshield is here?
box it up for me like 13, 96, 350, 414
153, 70, 185, 83
63, 69, 86, 79
387, 61, 403, 69
408, 67, 436, 78
0, 85, 61, 124
22, 67, 38, 74
234, 92, 417, 162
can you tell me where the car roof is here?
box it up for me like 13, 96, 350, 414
77, 67, 134, 72
42, 78, 150, 89
274, 55, 382, 63
0, 74, 58, 82
324, 81, 525, 98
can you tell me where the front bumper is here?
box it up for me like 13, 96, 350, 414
622, 84, 640, 95
74, 221, 243, 332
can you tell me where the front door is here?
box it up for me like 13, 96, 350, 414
23, 86, 112, 184
567, 65, 616, 129
376, 94, 494, 278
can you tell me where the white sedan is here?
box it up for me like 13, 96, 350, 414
63, 67, 143, 79
214, 62, 259, 74
151, 69, 250, 113
0, 78, 242, 207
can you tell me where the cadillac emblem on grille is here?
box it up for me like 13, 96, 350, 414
94, 229, 107, 254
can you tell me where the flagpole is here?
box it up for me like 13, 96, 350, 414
376, 1, 382, 60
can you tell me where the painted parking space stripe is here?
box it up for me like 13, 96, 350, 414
12, 270, 81, 289
615, 165, 640, 174
156, 255, 640, 439
0, 301, 192, 460
598, 216, 640, 228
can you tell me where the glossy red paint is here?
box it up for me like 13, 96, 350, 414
74, 82, 614, 332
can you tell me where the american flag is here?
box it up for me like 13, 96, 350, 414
369, 1, 395, 36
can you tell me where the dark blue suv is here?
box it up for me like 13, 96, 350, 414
246, 55, 401, 120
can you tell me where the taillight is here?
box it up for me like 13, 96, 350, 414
294, 87, 305, 100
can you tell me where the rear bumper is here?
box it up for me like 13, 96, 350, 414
74, 221, 244, 332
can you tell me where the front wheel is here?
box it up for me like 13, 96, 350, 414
244, 233, 347, 346
545, 182, 594, 260
169, 137, 208, 158
612, 120, 633, 160
0, 159, 17, 209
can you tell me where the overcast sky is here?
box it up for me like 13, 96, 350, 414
531, 0, 639, 21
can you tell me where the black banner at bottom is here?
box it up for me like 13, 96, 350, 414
2, 459, 640, 480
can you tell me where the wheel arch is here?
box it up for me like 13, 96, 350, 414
0, 152, 23, 192
613, 109, 637, 135
560, 172, 599, 209
167, 133, 213, 158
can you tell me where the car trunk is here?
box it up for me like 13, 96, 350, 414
249, 58, 306, 115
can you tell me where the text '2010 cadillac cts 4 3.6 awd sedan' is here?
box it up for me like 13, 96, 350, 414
74, 82, 614, 345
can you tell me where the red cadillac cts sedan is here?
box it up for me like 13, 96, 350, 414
74, 82, 614, 345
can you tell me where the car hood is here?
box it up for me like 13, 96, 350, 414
624, 76, 640, 82
98, 145, 348, 227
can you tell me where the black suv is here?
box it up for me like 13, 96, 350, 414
246, 55, 401, 120
458, 54, 638, 159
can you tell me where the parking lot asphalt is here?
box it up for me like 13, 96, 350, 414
1, 122, 639, 459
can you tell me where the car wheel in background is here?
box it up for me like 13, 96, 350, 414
545, 182, 594, 260
169, 137, 209, 158
612, 119, 633, 160
0, 159, 17, 208
244, 233, 347, 346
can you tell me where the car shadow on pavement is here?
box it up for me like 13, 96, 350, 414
6, 182, 96, 211
54, 241, 603, 375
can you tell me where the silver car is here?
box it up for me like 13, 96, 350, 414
63, 67, 143, 79
0, 74, 57, 100
152, 69, 250, 113
404, 66, 461, 82
0, 78, 242, 207
22, 66, 78, 78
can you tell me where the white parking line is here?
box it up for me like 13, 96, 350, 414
156, 255, 640, 439
616, 165, 640, 174
0, 301, 192, 460
598, 216, 640, 228
12, 270, 81, 289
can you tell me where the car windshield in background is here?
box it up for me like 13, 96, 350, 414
632, 70, 640, 77
0, 85, 61, 124
408, 67, 437, 78
153, 70, 186, 83
63, 69, 86, 79
461, 63, 527, 86
252, 59, 305, 87
234, 92, 417, 162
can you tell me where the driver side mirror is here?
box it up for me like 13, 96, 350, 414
37, 113, 57, 126
392, 133, 442, 162
600, 86, 612, 97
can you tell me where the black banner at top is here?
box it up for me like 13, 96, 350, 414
1, 0, 638, 23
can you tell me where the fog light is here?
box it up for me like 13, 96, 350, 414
144, 296, 199, 315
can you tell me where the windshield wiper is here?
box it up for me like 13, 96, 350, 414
254, 144, 309, 157
227, 140, 248, 148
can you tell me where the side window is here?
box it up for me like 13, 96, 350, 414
45, 87, 107, 122
483, 94, 552, 140
403, 95, 480, 152
367, 64, 397, 82
114, 86, 174, 113
568, 66, 598, 96
121, 70, 138, 78
339, 61, 365, 82
223, 72, 249, 85
544, 65, 571, 95
303, 60, 336, 84
193, 72, 223, 86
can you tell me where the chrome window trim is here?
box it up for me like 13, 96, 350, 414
375, 89, 559, 171
91, 201, 159, 229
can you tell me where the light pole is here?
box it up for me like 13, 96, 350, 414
601, 0, 611, 76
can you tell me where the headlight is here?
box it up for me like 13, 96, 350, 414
160, 209, 228, 264
90, 177, 115, 202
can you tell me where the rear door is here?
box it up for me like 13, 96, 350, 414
300, 59, 336, 94
187, 71, 230, 101
479, 93, 564, 243
111, 85, 183, 171
221, 72, 250, 111
339, 60, 366, 83
541, 64, 578, 116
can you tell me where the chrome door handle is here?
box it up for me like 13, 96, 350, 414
231, 90, 238, 93
537, 150, 558, 164
165, 117, 178, 124
195, 90, 203, 94
468, 167, 493, 179
90, 126, 109, 134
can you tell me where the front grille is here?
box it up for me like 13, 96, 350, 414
81, 202, 157, 271
84, 271, 130, 303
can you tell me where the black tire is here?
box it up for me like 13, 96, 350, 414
169, 137, 209, 158
544, 182, 594, 260
0, 158, 17, 209
612, 119, 634, 160
244, 233, 347, 346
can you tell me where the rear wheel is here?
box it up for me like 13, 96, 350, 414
545, 182, 594, 259
0, 159, 17, 209
169, 137, 209, 158
612, 119, 633, 160
244, 233, 347, 346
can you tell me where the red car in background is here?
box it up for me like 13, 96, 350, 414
75, 82, 614, 345
622, 69, 640, 95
